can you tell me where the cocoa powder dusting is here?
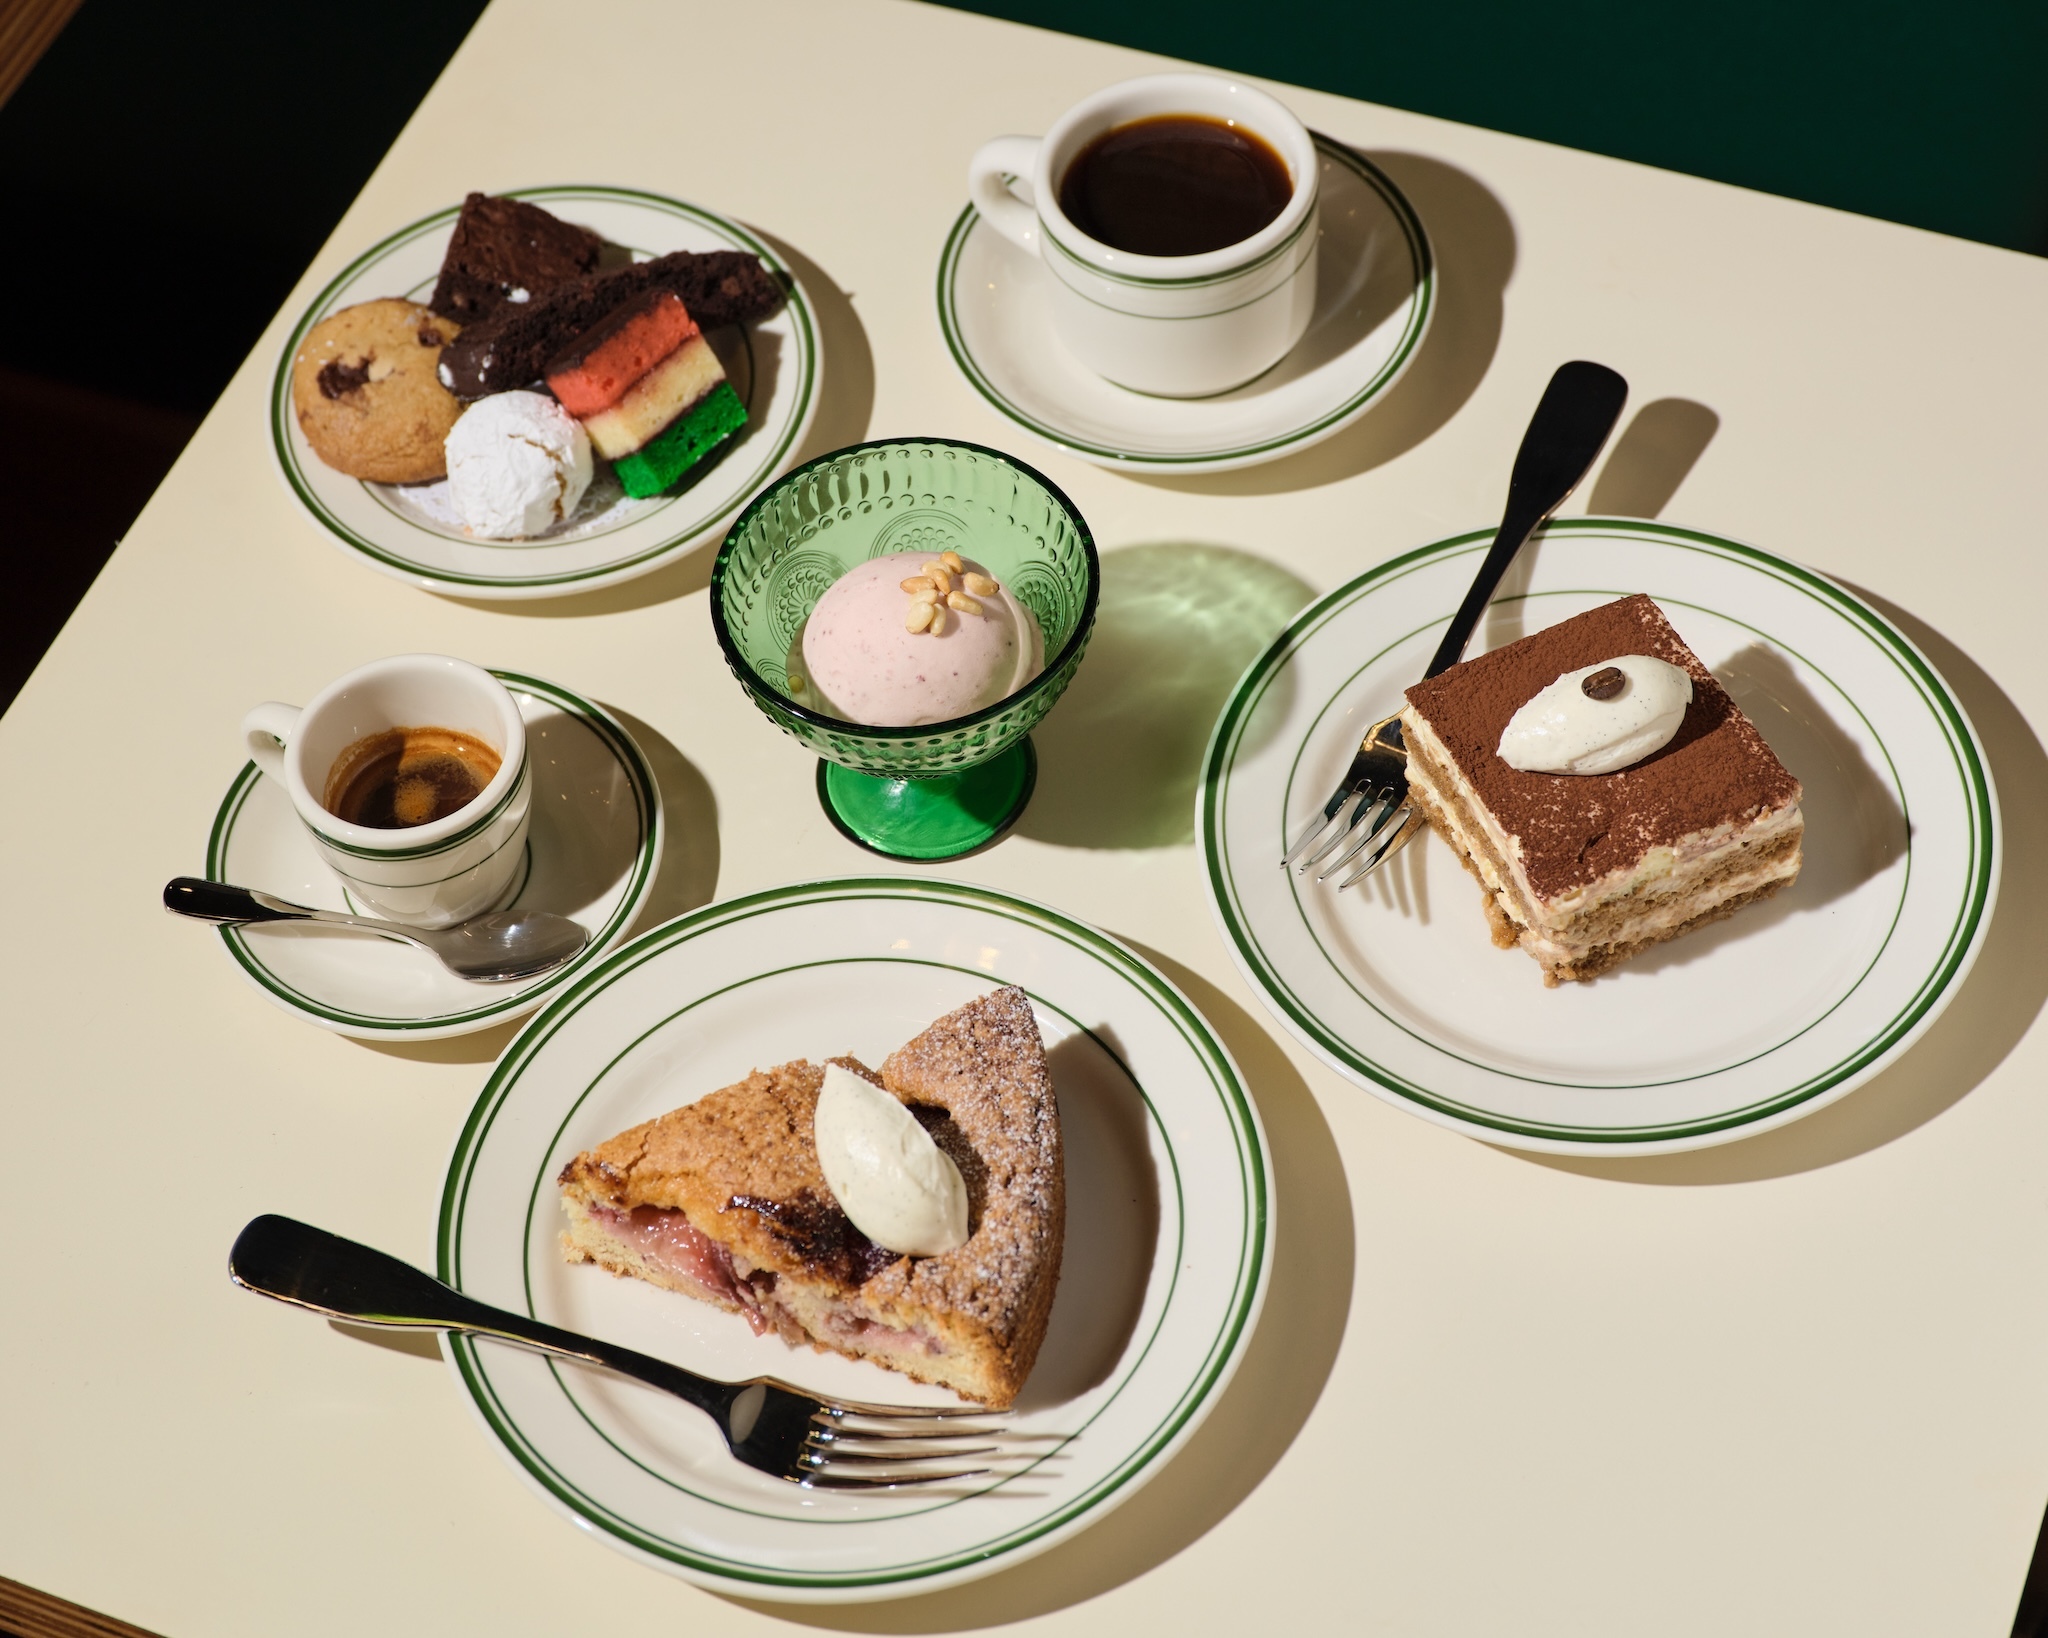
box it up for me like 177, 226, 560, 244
1404, 595, 1801, 900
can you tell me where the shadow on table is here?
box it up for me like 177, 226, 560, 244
603, 705, 721, 932
350, 709, 719, 1067
1623, 640, 1906, 977
735, 947, 1351, 1631
1021, 543, 1315, 850
1127, 150, 1514, 499
437, 232, 875, 621
1588, 398, 1721, 519
1517, 590, 2046, 1185
331, 1319, 441, 1361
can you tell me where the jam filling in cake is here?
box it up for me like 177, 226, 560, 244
1400, 594, 1803, 985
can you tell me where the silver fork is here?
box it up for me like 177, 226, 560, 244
229, 1214, 1010, 1490
1283, 360, 1632, 888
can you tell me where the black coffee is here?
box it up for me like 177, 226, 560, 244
1058, 114, 1293, 258
326, 727, 501, 829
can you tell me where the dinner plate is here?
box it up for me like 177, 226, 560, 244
437, 877, 1270, 1600
1200, 519, 1999, 1155
936, 138, 1432, 473
205, 671, 661, 1039
270, 185, 820, 599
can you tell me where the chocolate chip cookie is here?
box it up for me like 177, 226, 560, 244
291, 298, 463, 483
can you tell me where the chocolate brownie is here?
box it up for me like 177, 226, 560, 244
438, 249, 785, 399
429, 193, 604, 325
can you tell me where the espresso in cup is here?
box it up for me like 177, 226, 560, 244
324, 726, 502, 829
968, 74, 1321, 396
242, 654, 533, 928
1058, 115, 1293, 257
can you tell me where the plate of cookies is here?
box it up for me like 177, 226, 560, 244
271, 186, 820, 599
437, 875, 1272, 1599
1201, 518, 1999, 1155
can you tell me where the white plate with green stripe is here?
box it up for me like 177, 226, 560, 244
270, 186, 820, 599
1201, 519, 1999, 1155
437, 876, 1270, 1600
205, 671, 661, 1039
937, 139, 1432, 473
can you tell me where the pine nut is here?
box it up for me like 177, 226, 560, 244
947, 590, 983, 616
962, 571, 998, 596
929, 604, 949, 635
900, 576, 935, 594
905, 601, 935, 633
922, 562, 954, 594
941, 551, 965, 573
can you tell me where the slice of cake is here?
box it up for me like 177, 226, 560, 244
544, 288, 746, 498
1400, 594, 1803, 984
557, 987, 1064, 1406
438, 248, 784, 399
429, 192, 605, 324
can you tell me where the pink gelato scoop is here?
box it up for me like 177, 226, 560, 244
799, 550, 1044, 726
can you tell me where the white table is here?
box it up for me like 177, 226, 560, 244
5, 0, 2047, 1631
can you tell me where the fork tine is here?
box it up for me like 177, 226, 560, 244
1312, 788, 1402, 879
810, 1397, 998, 1420
806, 1443, 1000, 1465
801, 1467, 992, 1490
1332, 811, 1418, 889
1282, 789, 1361, 870
1294, 791, 1371, 873
815, 1416, 1007, 1441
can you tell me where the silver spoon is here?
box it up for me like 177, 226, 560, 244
163, 877, 589, 982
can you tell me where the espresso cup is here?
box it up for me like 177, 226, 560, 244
241, 655, 531, 930
968, 73, 1320, 398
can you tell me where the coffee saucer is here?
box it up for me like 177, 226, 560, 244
936, 138, 1433, 474
202, 672, 661, 1040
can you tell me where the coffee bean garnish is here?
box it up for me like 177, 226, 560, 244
1581, 666, 1627, 701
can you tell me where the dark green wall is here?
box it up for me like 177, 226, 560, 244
929, 0, 2048, 256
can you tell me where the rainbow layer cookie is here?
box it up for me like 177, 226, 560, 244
545, 289, 746, 498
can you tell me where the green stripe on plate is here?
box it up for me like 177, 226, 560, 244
935, 139, 1431, 466
437, 875, 1266, 1588
1199, 519, 1994, 1142
270, 186, 817, 591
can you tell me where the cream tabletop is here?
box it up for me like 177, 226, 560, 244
5, 0, 2048, 1632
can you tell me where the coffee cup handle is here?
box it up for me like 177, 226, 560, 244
242, 702, 301, 786
968, 135, 1042, 254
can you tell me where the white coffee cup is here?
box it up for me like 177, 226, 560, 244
969, 73, 1320, 398
241, 655, 531, 930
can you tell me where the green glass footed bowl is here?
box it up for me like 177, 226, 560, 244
710, 438, 1098, 859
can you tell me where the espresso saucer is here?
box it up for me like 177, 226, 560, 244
202, 671, 662, 1040
936, 137, 1433, 474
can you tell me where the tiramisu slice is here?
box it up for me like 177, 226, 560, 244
556, 987, 1063, 1406
1401, 594, 1803, 984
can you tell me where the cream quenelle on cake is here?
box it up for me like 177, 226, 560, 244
793, 550, 1044, 726
1400, 594, 1804, 984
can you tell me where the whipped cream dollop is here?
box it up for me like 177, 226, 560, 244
1497, 654, 1694, 775
445, 390, 591, 539
813, 1062, 968, 1256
